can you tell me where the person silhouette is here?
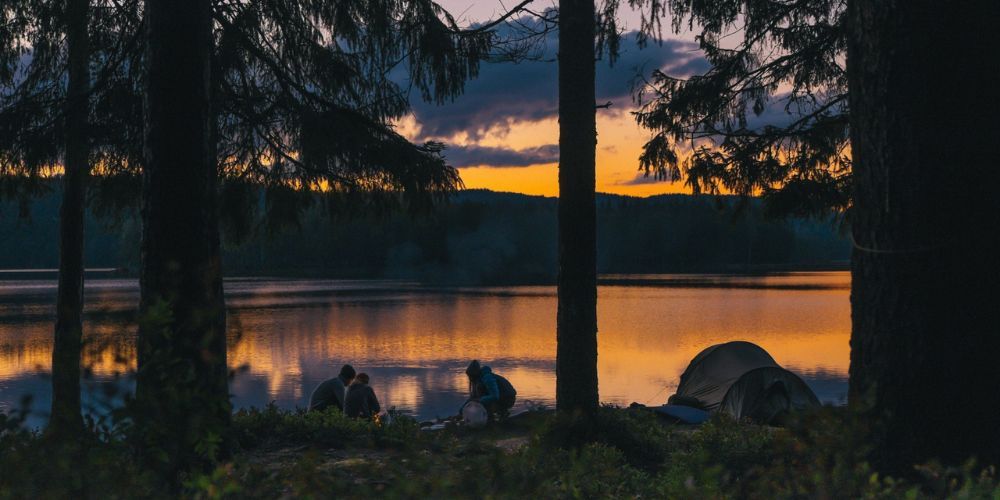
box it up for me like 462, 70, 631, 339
344, 373, 381, 419
309, 364, 356, 412
465, 360, 516, 421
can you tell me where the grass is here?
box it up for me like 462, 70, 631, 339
3, 405, 999, 499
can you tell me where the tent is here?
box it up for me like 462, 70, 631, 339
666, 341, 820, 424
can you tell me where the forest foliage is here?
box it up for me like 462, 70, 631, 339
0, 187, 848, 283
3, 404, 998, 498
630, 0, 850, 217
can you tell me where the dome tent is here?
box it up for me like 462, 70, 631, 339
667, 341, 820, 424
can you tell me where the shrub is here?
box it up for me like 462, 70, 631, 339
231, 403, 419, 450
5, 405, 1000, 499
538, 404, 674, 469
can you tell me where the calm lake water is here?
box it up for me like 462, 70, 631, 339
0, 272, 850, 425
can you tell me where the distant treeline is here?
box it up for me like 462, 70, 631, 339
0, 187, 849, 283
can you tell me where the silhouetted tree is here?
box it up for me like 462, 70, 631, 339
630, 0, 1000, 470
133, 0, 514, 474
3, 0, 498, 449
556, 0, 599, 414
1, 0, 138, 437
549, 0, 658, 414
847, 0, 1000, 471
47, 0, 89, 439
135, 0, 225, 475
631, 0, 849, 217
209, 0, 492, 218
517, 0, 654, 414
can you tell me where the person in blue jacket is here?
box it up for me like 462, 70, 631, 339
465, 360, 516, 420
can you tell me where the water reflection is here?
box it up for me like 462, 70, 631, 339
0, 272, 850, 424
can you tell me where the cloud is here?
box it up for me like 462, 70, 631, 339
407, 27, 706, 140
664, 55, 711, 78
445, 143, 559, 168
615, 172, 670, 186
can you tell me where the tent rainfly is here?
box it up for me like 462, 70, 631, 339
667, 341, 821, 424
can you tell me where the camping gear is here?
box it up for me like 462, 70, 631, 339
668, 341, 820, 424
419, 414, 462, 432
650, 404, 711, 424
629, 402, 712, 424
462, 400, 489, 428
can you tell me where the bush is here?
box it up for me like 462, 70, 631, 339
0, 422, 157, 498
538, 405, 674, 469
231, 403, 419, 450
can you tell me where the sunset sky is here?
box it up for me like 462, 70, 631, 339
400, 1, 709, 197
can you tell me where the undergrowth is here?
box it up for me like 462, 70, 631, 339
3, 405, 999, 499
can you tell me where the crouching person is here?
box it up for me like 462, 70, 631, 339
310, 364, 356, 412
344, 373, 381, 419
465, 360, 516, 421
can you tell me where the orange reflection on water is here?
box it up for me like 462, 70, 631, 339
1, 273, 850, 418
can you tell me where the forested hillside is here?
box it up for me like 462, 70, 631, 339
1, 187, 848, 283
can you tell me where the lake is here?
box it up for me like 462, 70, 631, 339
0, 272, 850, 425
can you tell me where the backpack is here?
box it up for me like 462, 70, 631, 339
494, 374, 516, 401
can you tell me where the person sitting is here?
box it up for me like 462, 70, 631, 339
465, 360, 516, 420
344, 373, 381, 419
309, 364, 356, 412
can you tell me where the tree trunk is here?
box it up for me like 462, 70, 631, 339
847, 0, 1000, 472
556, 0, 599, 413
136, 0, 228, 473
49, 0, 89, 438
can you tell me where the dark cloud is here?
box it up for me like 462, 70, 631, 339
445, 143, 559, 168
408, 29, 706, 140
615, 172, 671, 186
743, 93, 847, 132
665, 55, 711, 78
701, 93, 844, 135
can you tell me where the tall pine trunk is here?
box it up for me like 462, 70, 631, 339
136, 0, 228, 473
556, 0, 599, 413
49, 0, 89, 437
847, 0, 1000, 471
